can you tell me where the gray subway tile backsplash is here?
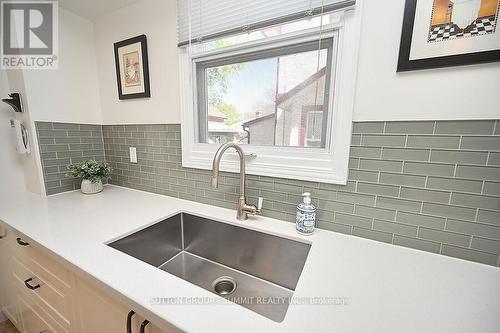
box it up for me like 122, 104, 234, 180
396, 211, 446, 229
455, 165, 500, 181
393, 234, 441, 253
352, 122, 384, 134
36, 122, 105, 195
35, 120, 500, 267
361, 134, 406, 147
359, 159, 403, 172
384, 121, 435, 134
406, 135, 460, 149
352, 226, 393, 244
400, 187, 451, 204
376, 196, 422, 213
488, 152, 500, 166
441, 244, 498, 266
381, 147, 430, 161
476, 209, 500, 226
417, 227, 471, 248
470, 237, 500, 254
373, 219, 417, 237
446, 219, 500, 240
422, 202, 477, 221
429, 149, 489, 164
403, 161, 455, 177
378, 172, 426, 187
451, 192, 500, 210
434, 120, 495, 135
460, 136, 500, 151
354, 204, 396, 221
426, 176, 483, 194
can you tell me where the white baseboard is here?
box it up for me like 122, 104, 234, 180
0, 311, 7, 322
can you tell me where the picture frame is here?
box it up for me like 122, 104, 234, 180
397, 0, 500, 72
114, 34, 151, 99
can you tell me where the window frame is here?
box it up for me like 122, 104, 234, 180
179, 9, 361, 184
196, 39, 334, 148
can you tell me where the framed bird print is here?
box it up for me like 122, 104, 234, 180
114, 35, 151, 99
397, 0, 500, 71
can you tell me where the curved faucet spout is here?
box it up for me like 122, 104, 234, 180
211, 143, 259, 220
211, 143, 245, 195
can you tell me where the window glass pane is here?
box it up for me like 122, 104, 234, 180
200, 45, 331, 148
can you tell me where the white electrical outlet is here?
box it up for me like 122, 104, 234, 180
129, 147, 137, 163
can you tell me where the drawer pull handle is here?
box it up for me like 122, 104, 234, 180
140, 320, 150, 333
24, 278, 40, 290
127, 310, 135, 333
16, 237, 29, 246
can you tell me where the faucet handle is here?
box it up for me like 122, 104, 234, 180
257, 197, 263, 211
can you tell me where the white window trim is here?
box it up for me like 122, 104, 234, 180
179, 6, 362, 185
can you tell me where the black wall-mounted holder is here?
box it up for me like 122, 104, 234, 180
2, 93, 23, 113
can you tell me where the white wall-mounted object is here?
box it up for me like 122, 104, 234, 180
129, 146, 137, 163
10, 120, 30, 155
1, 93, 23, 113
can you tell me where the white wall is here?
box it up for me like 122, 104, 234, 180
0, 71, 26, 193
1, 8, 103, 196
92, 0, 499, 123
23, 9, 102, 124
93, 0, 180, 125
353, 0, 500, 121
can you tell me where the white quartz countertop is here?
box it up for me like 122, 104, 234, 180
0, 185, 499, 333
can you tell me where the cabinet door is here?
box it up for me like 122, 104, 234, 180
134, 316, 177, 333
148, 323, 176, 333
18, 293, 66, 333
75, 277, 180, 333
75, 278, 130, 333
0, 229, 23, 330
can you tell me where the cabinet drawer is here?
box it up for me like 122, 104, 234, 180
12, 255, 71, 327
4, 227, 72, 287
18, 292, 68, 333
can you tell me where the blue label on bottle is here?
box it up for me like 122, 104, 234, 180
296, 207, 315, 234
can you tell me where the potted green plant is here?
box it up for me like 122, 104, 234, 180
67, 160, 112, 194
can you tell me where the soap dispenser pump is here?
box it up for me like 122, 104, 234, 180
296, 192, 316, 235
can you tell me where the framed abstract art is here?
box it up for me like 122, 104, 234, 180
397, 0, 500, 71
114, 35, 151, 99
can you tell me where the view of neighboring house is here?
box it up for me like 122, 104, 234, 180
243, 67, 326, 147
207, 104, 243, 144
208, 18, 330, 148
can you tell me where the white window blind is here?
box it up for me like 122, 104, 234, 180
176, 0, 356, 46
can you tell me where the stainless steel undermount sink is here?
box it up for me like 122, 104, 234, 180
108, 213, 311, 322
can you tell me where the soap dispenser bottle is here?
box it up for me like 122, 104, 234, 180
296, 192, 316, 235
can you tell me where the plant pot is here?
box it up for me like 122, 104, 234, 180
80, 179, 103, 194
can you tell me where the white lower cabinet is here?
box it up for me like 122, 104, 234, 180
75, 278, 174, 333
0, 223, 173, 333
75, 277, 130, 332
18, 292, 67, 333
0, 226, 23, 330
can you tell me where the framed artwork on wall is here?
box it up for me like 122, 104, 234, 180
114, 34, 151, 99
397, 0, 500, 71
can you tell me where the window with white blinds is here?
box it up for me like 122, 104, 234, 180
176, 0, 356, 46
178, 0, 362, 184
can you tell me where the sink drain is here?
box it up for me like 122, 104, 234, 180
212, 276, 237, 295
